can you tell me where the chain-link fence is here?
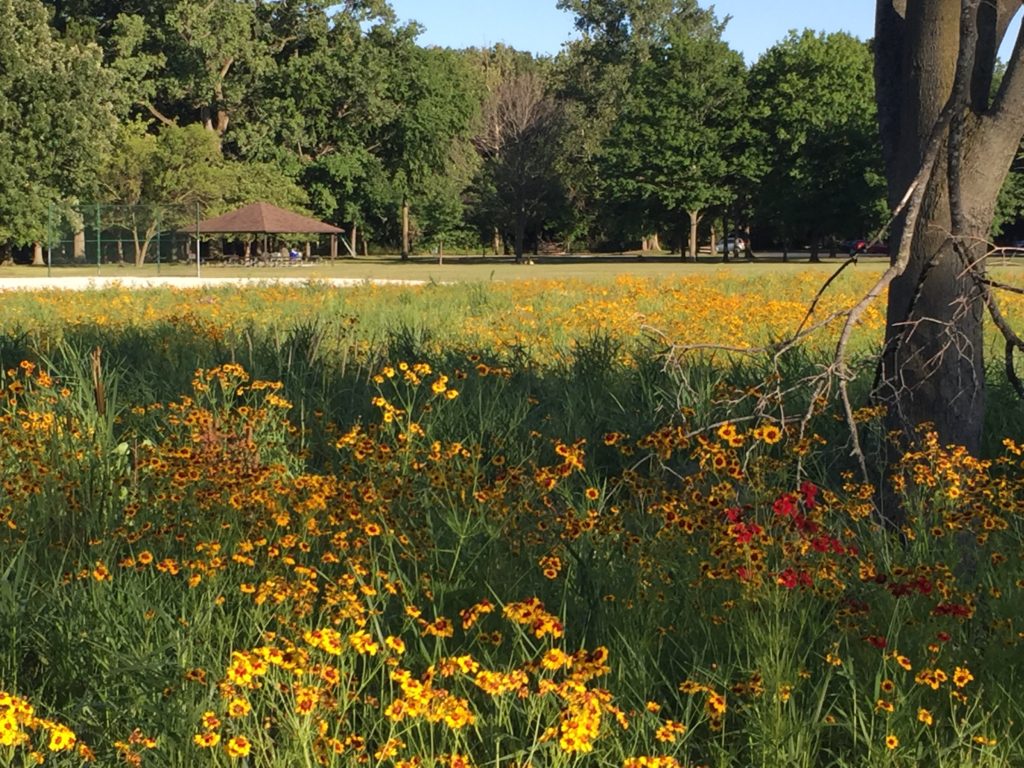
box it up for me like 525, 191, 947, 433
45, 203, 201, 273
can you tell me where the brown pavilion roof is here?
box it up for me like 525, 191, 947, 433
195, 202, 343, 235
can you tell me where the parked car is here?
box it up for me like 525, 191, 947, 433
715, 235, 747, 254
840, 238, 888, 256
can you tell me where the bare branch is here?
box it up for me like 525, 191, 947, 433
142, 101, 176, 128
989, 2, 1024, 125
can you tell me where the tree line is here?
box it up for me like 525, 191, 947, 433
3, 0, 1022, 265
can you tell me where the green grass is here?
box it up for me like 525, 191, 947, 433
6, 253, 1024, 285
0, 254, 900, 283
0, 277, 1023, 767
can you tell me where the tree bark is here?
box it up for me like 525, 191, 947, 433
514, 215, 526, 263
32, 242, 43, 266
873, 0, 1024, 452
687, 211, 701, 262
73, 230, 85, 261
401, 200, 410, 260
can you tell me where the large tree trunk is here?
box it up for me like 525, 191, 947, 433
513, 216, 526, 263
874, 0, 1024, 453
32, 242, 43, 266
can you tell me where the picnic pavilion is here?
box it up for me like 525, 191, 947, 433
195, 201, 346, 264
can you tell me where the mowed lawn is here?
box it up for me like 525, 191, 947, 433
4, 252, 1024, 285
1, 253, 895, 283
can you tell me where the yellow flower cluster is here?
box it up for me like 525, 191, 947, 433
0, 691, 79, 758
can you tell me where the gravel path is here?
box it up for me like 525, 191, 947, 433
0, 276, 426, 292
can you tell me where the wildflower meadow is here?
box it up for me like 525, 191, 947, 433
2, 271, 1024, 768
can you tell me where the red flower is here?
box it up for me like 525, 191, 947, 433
777, 568, 799, 589
800, 480, 819, 509
731, 522, 763, 544
773, 494, 797, 518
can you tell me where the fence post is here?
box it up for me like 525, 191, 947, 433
195, 202, 202, 280
46, 203, 52, 278
95, 205, 101, 275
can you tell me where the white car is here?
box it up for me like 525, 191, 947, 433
715, 236, 746, 253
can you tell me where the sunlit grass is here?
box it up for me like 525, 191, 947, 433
1, 274, 1023, 767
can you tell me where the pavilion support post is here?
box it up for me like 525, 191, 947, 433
195, 202, 202, 279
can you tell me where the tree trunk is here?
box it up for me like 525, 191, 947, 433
809, 238, 821, 263
687, 211, 701, 262
709, 225, 717, 258
874, 0, 1024, 452
514, 216, 526, 263
401, 199, 410, 260
73, 230, 85, 261
32, 242, 43, 266
492, 227, 501, 256
650, 233, 662, 252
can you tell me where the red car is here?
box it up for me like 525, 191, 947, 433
842, 238, 888, 256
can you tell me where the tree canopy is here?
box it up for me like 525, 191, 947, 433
5, 0, 1023, 265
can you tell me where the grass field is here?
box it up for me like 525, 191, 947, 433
2, 271, 1024, 767
0, 254, 898, 284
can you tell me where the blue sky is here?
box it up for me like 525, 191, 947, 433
386, 1, 1021, 63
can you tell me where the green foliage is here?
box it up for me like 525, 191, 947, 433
597, 8, 750, 246
94, 123, 305, 264
1, 283, 1024, 765
0, 0, 116, 246
748, 30, 887, 248
9, 0, 1018, 259
469, 62, 570, 261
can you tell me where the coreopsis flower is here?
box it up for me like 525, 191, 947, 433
47, 726, 76, 752
225, 735, 251, 758
953, 666, 974, 688
348, 630, 379, 656
654, 720, 686, 743
193, 731, 220, 749
226, 698, 251, 718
